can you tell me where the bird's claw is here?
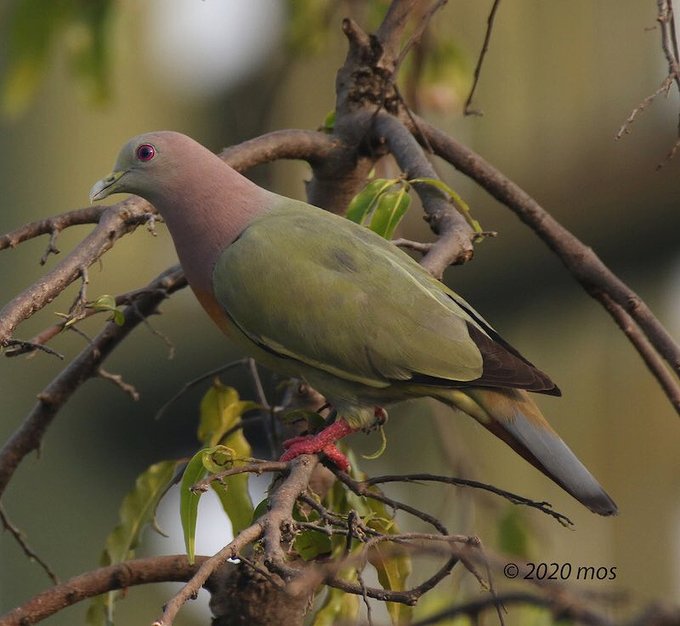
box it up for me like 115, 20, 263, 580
280, 436, 350, 472
279, 419, 354, 472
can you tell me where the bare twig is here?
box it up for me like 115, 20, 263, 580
335, 470, 449, 536
410, 590, 611, 626
657, 0, 680, 92
0, 503, 59, 585
363, 473, 573, 526
0, 199, 153, 348
464, 0, 503, 115
3, 339, 64, 359
599, 293, 680, 409
154, 359, 250, 421
0, 266, 187, 499
97, 368, 140, 401
0, 206, 107, 252
289, 532, 475, 605
377, 0, 427, 62
192, 460, 289, 493
391, 237, 433, 254
395, 0, 449, 71
219, 129, 340, 171
618, 0, 680, 164
616, 74, 676, 139
39, 229, 60, 265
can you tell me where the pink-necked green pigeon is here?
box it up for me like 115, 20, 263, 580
90, 131, 617, 516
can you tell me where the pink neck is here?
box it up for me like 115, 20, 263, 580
153, 162, 271, 295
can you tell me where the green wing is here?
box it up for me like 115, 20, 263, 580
212, 198, 555, 393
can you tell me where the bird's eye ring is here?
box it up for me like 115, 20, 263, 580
136, 144, 156, 162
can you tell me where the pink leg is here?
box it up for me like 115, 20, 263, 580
280, 419, 356, 471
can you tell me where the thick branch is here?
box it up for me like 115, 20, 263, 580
0, 555, 207, 626
377, 0, 436, 63
219, 128, 340, 171
373, 112, 475, 275
224, 126, 366, 216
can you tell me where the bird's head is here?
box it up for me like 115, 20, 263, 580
89, 131, 195, 204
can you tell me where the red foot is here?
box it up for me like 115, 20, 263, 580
280, 420, 355, 471
373, 406, 388, 425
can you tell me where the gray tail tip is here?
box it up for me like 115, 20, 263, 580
584, 491, 618, 517
498, 417, 619, 516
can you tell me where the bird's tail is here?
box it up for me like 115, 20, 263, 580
434, 386, 617, 516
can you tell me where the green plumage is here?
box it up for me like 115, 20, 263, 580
90, 131, 618, 515
214, 200, 482, 388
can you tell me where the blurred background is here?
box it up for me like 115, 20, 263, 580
0, 1, 678, 624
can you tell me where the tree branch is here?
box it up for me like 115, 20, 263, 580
155, 455, 320, 626
0, 199, 153, 347
410, 114, 680, 414
219, 128, 340, 171
0, 265, 187, 499
0, 205, 107, 253
0, 503, 58, 585
0, 555, 207, 626
464, 0, 503, 116
373, 112, 475, 275
363, 473, 573, 527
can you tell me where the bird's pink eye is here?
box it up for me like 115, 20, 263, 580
136, 144, 156, 162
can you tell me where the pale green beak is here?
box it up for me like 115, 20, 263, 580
89, 170, 127, 203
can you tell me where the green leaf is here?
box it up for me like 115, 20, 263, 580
180, 451, 209, 564
312, 586, 361, 626
409, 177, 484, 235
293, 504, 332, 560
101, 460, 179, 564
321, 109, 336, 132
368, 188, 411, 239
251, 497, 270, 522
197, 379, 258, 447
497, 506, 532, 558
87, 294, 126, 327
91, 294, 116, 310
294, 527, 333, 561
86, 460, 179, 626
197, 381, 255, 534
365, 496, 413, 625
85, 595, 109, 626
111, 309, 125, 326
345, 178, 397, 225
211, 461, 254, 536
